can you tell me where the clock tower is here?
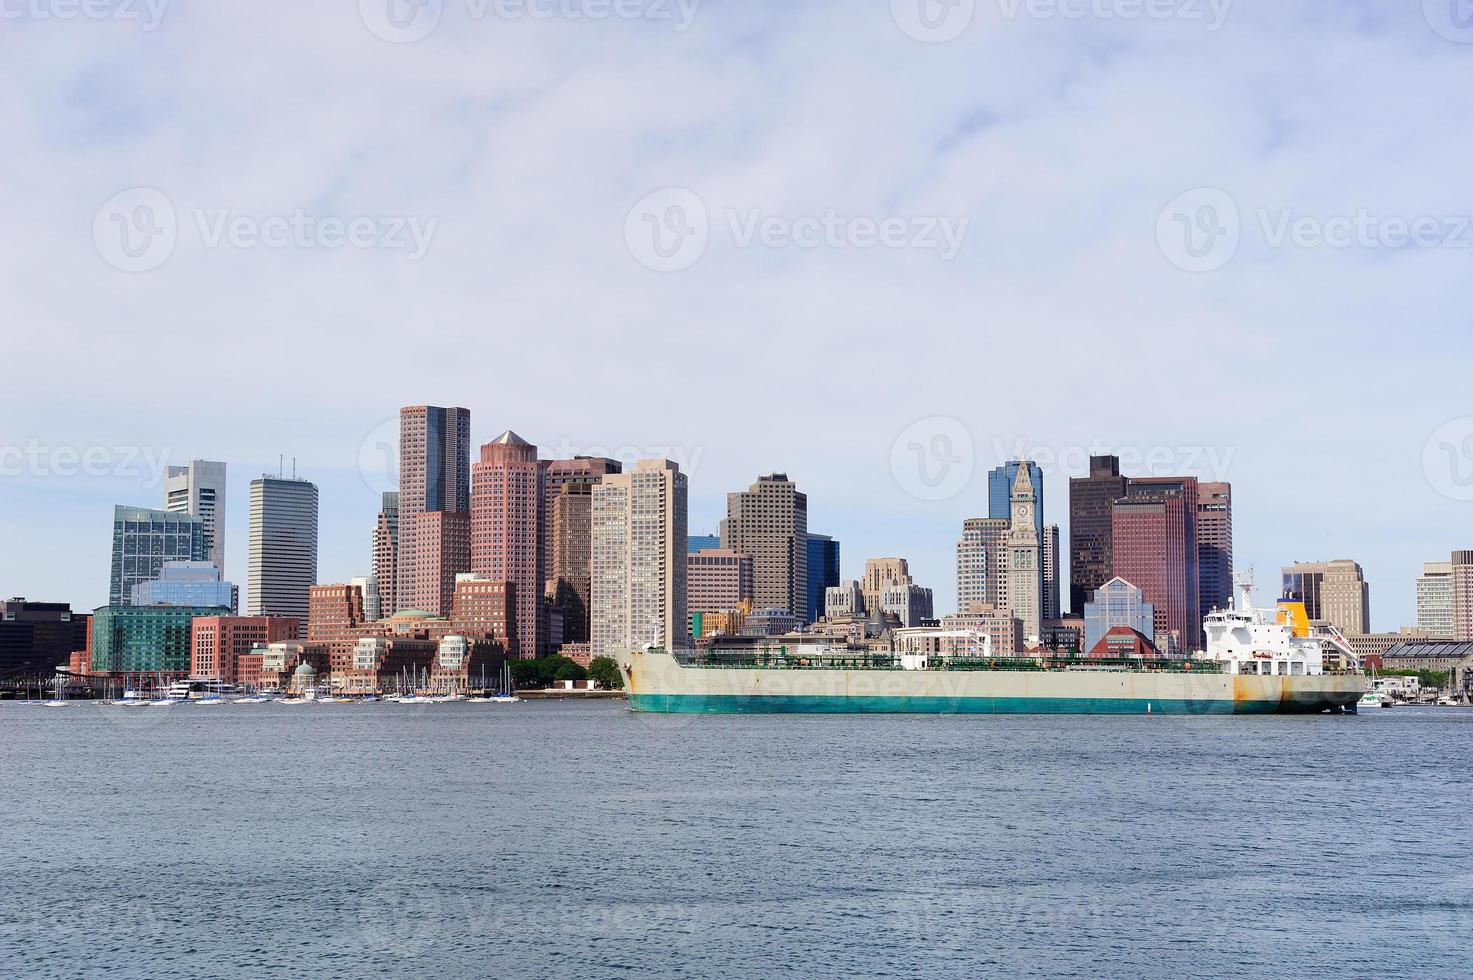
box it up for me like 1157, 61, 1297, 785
1005, 462, 1042, 643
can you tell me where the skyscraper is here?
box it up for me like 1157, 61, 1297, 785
1005, 464, 1042, 641
1452, 551, 1473, 642
1041, 524, 1061, 622
590, 459, 688, 657
246, 475, 319, 623
541, 456, 622, 648
109, 505, 208, 607
395, 405, 471, 615
721, 474, 808, 619
956, 518, 1009, 613
164, 459, 227, 572
1283, 559, 1369, 634
1126, 476, 1201, 647
805, 534, 840, 624
1069, 455, 1127, 614
1416, 560, 1455, 639
470, 431, 543, 658
1196, 482, 1233, 616
371, 491, 399, 619
988, 459, 1044, 540
1111, 490, 1193, 651
861, 558, 912, 614
687, 549, 754, 613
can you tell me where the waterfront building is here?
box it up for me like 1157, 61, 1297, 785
1452, 551, 1473, 642
825, 580, 865, 619
882, 584, 934, 628
1082, 577, 1156, 654
1042, 524, 1061, 623
806, 534, 840, 624
109, 505, 208, 607
163, 459, 227, 572
1087, 626, 1158, 659
861, 558, 912, 615
688, 534, 720, 553
1344, 630, 1430, 663
1416, 561, 1454, 639
1197, 482, 1233, 615
395, 405, 471, 615
350, 574, 382, 623
131, 560, 237, 611
590, 459, 689, 657
1068, 455, 1127, 614
988, 460, 1044, 540
408, 510, 470, 617
190, 615, 299, 682
470, 431, 543, 658
307, 583, 366, 641
541, 457, 620, 648
371, 492, 399, 618
449, 574, 515, 650
721, 474, 808, 620
1282, 560, 1369, 633
0, 599, 90, 677
246, 475, 319, 622
944, 603, 1023, 656
1111, 488, 1195, 652
1382, 640, 1473, 691
1005, 465, 1043, 641
687, 548, 754, 614
90, 604, 227, 674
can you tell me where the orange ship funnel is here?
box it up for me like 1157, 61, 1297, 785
1276, 600, 1311, 638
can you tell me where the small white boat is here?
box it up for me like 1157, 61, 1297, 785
147, 698, 182, 707
195, 697, 228, 706
42, 699, 72, 708
396, 694, 434, 704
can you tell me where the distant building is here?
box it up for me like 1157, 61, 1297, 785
247, 475, 319, 622
90, 604, 226, 674
450, 574, 515, 652
882, 584, 933, 628
109, 505, 208, 607
591, 459, 688, 657
395, 405, 471, 615
372, 491, 399, 617
1282, 560, 1369, 634
687, 549, 754, 613
0, 599, 90, 677
1197, 482, 1233, 615
307, 583, 365, 641
542, 457, 621, 648
132, 560, 237, 611
350, 575, 382, 623
471, 431, 543, 658
825, 580, 865, 619
1068, 455, 1127, 614
164, 459, 227, 572
190, 615, 299, 682
1453, 551, 1473, 642
944, 603, 1023, 656
687, 534, 720, 553
1416, 561, 1454, 639
806, 534, 840, 624
1083, 577, 1156, 653
1042, 524, 1061, 622
956, 518, 1009, 613
861, 558, 912, 615
1112, 488, 1195, 652
407, 510, 469, 618
1087, 626, 1158, 660
722, 474, 808, 620
1004, 465, 1042, 641
740, 608, 799, 637
987, 460, 1044, 540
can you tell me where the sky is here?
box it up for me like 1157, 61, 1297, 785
2, 0, 1471, 630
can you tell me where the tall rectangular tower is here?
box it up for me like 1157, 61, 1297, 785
246, 475, 319, 624
371, 491, 399, 619
805, 534, 840, 624
1416, 560, 1454, 639
470, 431, 543, 658
1004, 464, 1042, 641
721, 474, 808, 619
164, 459, 227, 572
590, 459, 688, 658
109, 505, 208, 607
395, 405, 470, 614
1111, 490, 1192, 652
541, 456, 622, 647
1196, 482, 1233, 616
1042, 523, 1061, 622
1069, 455, 1127, 615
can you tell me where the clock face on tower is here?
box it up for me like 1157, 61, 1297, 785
1013, 504, 1027, 520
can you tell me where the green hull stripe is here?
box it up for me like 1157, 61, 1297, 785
627, 693, 1350, 715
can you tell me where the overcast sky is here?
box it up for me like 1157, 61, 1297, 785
3, 0, 1471, 629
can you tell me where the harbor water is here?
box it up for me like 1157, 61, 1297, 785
1, 701, 1469, 978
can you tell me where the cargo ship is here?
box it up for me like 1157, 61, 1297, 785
617, 586, 1365, 715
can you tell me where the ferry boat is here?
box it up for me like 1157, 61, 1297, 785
618, 581, 1365, 716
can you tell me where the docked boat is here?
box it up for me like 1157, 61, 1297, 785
618, 582, 1365, 716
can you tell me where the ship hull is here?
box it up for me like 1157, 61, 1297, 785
619, 651, 1365, 715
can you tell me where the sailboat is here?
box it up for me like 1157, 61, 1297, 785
42, 674, 71, 707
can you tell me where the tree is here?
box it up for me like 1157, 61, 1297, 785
509, 659, 542, 687
588, 655, 623, 690
554, 659, 587, 682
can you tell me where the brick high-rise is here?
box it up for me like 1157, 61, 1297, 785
1196, 482, 1233, 615
470, 431, 543, 659
541, 456, 622, 647
1111, 489, 1194, 652
395, 405, 470, 615
1069, 455, 1127, 615
1121, 476, 1200, 649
